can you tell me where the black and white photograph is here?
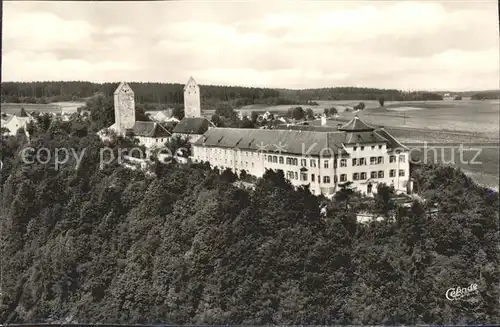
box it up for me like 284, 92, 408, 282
0, 0, 499, 325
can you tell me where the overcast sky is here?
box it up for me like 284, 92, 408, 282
2, 1, 499, 91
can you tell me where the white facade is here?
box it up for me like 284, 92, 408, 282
334, 143, 410, 194
172, 133, 204, 144
190, 118, 411, 197
183, 77, 201, 118
152, 111, 168, 122
192, 144, 410, 197
135, 136, 169, 149
2, 114, 34, 136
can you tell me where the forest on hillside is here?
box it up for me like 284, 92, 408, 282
0, 110, 498, 325
1, 82, 443, 109
470, 91, 500, 100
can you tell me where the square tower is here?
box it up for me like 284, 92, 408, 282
114, 82, 136, 136
183, 76, 201, 118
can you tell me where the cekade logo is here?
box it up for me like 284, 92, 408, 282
445, 283, 479, 301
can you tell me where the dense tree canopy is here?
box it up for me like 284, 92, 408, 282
0, 115, 498, 324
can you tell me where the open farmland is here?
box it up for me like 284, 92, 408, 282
242, 99, 499, 136
409, 145, 499, 190
1, 101, 85, 115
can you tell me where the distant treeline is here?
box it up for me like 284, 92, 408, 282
277, 87, 443, 101
470, 91, 500, 100
1, 82, 444, 108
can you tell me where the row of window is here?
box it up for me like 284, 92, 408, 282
195, 155, 256, 168
344, 155, 405, 167
270, 156, 319, 167
210, 148, 259, 158
196, 150, 405, 168
287, 171, 331, 183
352, 169, 404, 180
138, 137, 167, 143
285, 169, 406, 184
268, 155, 405, 167
353, 145, 384, 151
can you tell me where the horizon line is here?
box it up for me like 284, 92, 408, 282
2, 80, 499, 93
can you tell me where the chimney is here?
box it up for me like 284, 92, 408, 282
321, 115, 327, 126
337, 123, 342, 129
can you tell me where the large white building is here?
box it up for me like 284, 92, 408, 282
191, 116, 411, 197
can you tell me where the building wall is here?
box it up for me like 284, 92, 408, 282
184, 80, 201, 118
338, 143, 410, 194
135, 136, 169, 149
114, 83, 136, 136
191, 141, 410, 197
173, 133, 203, 144
4, 116, 33, 135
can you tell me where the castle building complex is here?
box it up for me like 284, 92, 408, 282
104, 77, 411, 197
191, 116, 411, 197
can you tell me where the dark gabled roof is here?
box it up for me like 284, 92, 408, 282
132, 121, 171, 137
162, 121, 177, 130
193, 128, 346, 156
20, 107, 29, 117
375, 128, 409, 150
173, 117, 210, 134
338, 116, 374, 132
275, 121, 399, 146
274, 124, 339, 132
193, 125, 408, 156
344, 131, 388, 144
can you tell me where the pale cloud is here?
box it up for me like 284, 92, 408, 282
3, 11, 95, 51
103, 26, 138, 36
2, 1, 499, 91
1, 50, 140, 82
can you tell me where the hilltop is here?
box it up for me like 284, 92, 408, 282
430, 89, 500, 99
0, 98, 498, 325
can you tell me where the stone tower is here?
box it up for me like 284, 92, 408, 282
183, 76, 201, 118
114, 82, 135, 136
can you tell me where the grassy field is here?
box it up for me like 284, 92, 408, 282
240, 99, 499, 136
1, 102, 85, 115
409, 146, 498, 190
